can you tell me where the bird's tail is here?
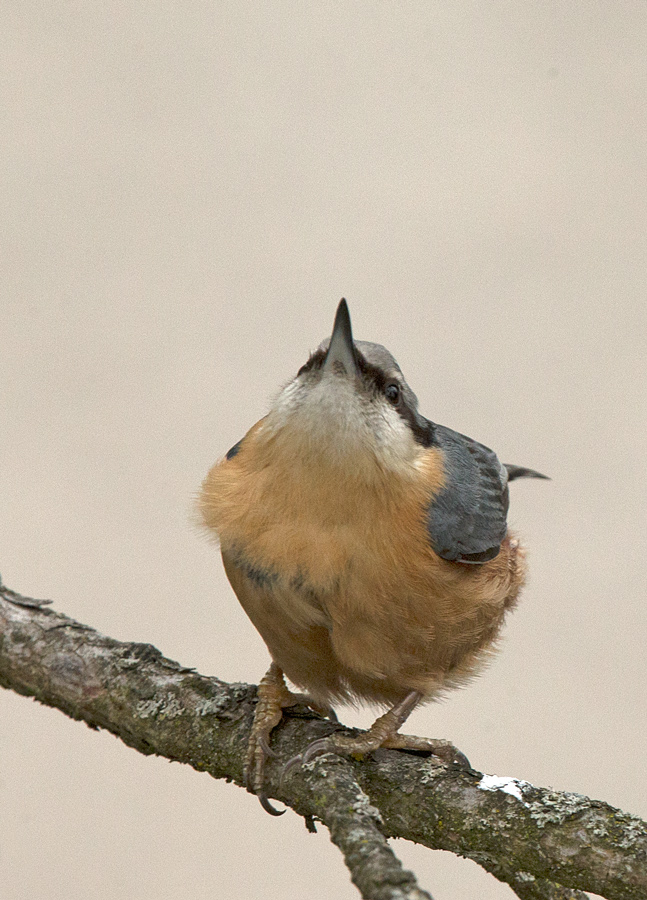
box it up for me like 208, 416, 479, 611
504, 464, 550, 482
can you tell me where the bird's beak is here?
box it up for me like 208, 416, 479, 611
323, 299, 359, 378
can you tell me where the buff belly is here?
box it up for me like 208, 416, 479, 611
221, 534, 525, 708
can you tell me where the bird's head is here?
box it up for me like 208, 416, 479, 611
264, 300, 434, 475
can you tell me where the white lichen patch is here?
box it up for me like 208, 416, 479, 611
522, 788, 591, 829
418, 757, 451, 786
136, 692, 184, 719
613, 813, 647, 850
478, 774, 529, 802
350, 792, 384, 826
194, 697, 227, 716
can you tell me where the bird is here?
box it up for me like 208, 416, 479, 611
199, 299, 547, 814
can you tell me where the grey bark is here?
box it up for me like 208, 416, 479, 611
1, 581, 645, 900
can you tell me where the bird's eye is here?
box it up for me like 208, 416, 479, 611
384, 382, 401, 405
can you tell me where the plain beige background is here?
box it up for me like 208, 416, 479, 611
2, 4, 646, 899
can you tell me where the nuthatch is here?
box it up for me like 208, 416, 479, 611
199, 300, 546, 814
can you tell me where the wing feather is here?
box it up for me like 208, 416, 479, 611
426, 424, 509, 564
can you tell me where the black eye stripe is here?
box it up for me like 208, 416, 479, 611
297, 349, 326, 377
355, 356, 392, 392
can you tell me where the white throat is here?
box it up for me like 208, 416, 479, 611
263, 373, 421, 476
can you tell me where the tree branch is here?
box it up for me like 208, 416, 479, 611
1, 581, 645, 900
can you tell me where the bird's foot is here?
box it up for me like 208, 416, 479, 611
381, 733, 470, 767
284, 729, 469, 776
283, 690, 470, 778
245, 662, 336, 815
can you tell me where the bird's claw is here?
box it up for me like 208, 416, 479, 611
282, 736, 339, 782
257, 791, 286, 817
243, 742, 286, 816
257, 734, 278, 759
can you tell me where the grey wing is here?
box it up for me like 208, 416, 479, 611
426, 424, 510, 565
